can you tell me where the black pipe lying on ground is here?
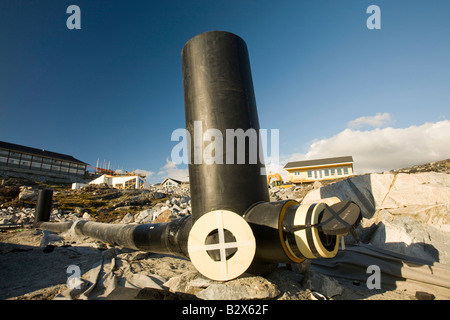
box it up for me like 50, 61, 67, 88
35, 31, 361, 280
36, 215, 193, 259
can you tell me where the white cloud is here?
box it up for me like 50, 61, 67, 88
134, 169, 155, 178
143, 119, 449, 184
264, 162, 290, 183
153, 158, 189, 183
282, 120, 450, 174
348, 112, 393, 129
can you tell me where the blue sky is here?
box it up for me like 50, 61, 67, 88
1, 0, 449, 183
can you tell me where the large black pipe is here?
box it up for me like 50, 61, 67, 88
182, 31, 270, 221
36, 216, 192, 259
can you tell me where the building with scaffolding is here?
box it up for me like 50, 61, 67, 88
89, 174, 151, 189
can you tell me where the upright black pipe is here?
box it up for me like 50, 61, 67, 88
34, 189, 53, 227
182, 31, 270, 221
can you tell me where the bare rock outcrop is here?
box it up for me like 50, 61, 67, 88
302, 166, 450, 264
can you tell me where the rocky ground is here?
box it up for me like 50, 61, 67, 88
1, 159, 449, 300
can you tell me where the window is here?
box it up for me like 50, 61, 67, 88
61, 162, 70, 173
8, 153, 19, 166
69, 167, 78, 174
20, 154, 32, 168
75, 168, 84, 176
20, 160, 30, 167
324, 169, 330, 176
125, 178, 136, 189
115, 183, 123, 189
331, 168, 335, 175
52, 160, 61, 172
337, 167, 342, 175
68, 163, 78, 174
0, 150, 10, 165
307, 170, 312, 178
31, 157, 42, 170
9, 152, 21, 161
343, 167, 349, 175
314, 170, 323, 180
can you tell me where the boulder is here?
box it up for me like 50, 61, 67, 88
302, 172, 449, 219
196, 276, 280, 300
164, 271, 204, 294
179, 196, 190, 204
152, 208, 172, 223
18, 187, 38, 201
82, 212, 94, 221
134, 209, 154, 224
370, 215, 449, 263
171, 204, 182, 213
149, 192, 166, 200
385, 203, 450, 232
305, 269, 343, 298
303, 173, 394, 218
380, 173, 450, 209
164, 271, 281, 300
120, 213, 135, 224
0, 214, 18, 224
312, 180, 322, 189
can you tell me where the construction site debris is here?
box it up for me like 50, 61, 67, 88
1, 159, 449, 300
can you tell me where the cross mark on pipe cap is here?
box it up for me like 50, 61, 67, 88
188, 210, 256, 281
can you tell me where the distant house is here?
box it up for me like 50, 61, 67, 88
89, 174, 150, 190
284, 156, 354, 183
161, 178, 182, 189
0, 140, 87, 180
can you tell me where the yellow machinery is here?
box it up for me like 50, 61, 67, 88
267, 172, 293, 189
